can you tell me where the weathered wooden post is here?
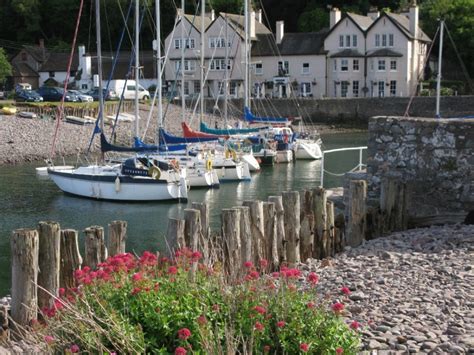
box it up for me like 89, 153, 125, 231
59, 229, 82, 289
380, 178, 408, 234
269, 195, 286, 263
11, 229, 39, 327
242, 200, 265, 264
235, 206, 252, 265
0, 305, 8, 341
221, 208, 242, 280
326, 201, 335, 256
347, 180, 367, 247
167, 218, 186, 249
313, 187, 327, 259
84, 226, 107, 269
108, 220, 127, 256
37, 221, 61, 311
184, 209, 201, 279
191, 202, 210, 262
299, 190, 314, 261
262, 201, 278, 270
282, 191, 301, 264
334, 213, 345, 253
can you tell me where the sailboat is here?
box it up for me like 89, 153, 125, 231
48, 0, 188, 201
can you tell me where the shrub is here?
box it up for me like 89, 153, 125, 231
35, 250, 360, 354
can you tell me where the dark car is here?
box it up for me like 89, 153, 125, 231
37, 87, 79, 102
86, 88, 118, 101
15, 90, 44, 102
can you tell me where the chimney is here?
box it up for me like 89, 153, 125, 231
250, 11, 256, 39
39, 39, 46, 62
276, 21, 284, 44
256, 9, 262, 24
367, 7, 380, 21
409, 2, 419, 38
329, 8, 341, 29
211, 9, 215, 21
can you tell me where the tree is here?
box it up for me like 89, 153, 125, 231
297, 8, 328, 32
0, 47, 12, 84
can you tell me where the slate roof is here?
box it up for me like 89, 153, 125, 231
367, 48, 403, 57
330, 49, 365, 58
89, 51, 157, 79
252, 29, 328, 57
40, 52, 79, 72
182, 14, 213, 32
22, 45, 47, 62
385, 12, 431, 42
220, 12, 272, 39
346, 13, 374, 31
11, 62, 39, 77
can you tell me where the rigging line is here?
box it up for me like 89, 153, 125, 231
87, 0, 93, 52
116, 0, 135, 49
102, 0, 114, 53
50, 0, 85, 159
403, 26, 440, 118
444, 23, 473, 93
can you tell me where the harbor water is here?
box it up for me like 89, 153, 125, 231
0, 132, 367, 296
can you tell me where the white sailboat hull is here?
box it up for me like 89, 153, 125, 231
295, 141, 322, 160
276, 150, 293, 163
187, 169, 216, 188
241, 153, 260, 172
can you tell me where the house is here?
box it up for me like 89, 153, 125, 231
324, 4, 430, 98
9, 40, 47, 89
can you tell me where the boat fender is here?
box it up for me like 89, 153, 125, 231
232, 151, 237, 160
115, 176, 121, 192
221, 166, 226, 177
225, 150, 230, 159
171, 159, 180, 171
206, 159, 213, 171
148, 166, 161, 180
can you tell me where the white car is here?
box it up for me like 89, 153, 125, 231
69, 90, 94, 102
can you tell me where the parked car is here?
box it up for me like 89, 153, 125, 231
15, 90, 44, 102
86, 88, 118, 101
37, 87, 79, 102
68, 89, 93, 102
15, 83, 32, 93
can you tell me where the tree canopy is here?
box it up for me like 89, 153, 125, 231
0, 47, 12, 84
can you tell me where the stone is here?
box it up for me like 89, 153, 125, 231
368, 339, 382, 350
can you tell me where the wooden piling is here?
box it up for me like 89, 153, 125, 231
84, 226, 107, 269
184, 209, 201, 279
268, 195, 286, 263
235, 206, 252, 266
221, 208, 242, 280
334, 213, 345, 253
242, 200, 265, 264
167, 218, 186, 249
282, 191, 301, 264
59, 229, 82, 289
108, 220, 127, 256
380, 178, 408, 234
262, 202, 278, 270
299, 190, 314, 261
326, 201, 335, 257
347, 180, 367, 247
11, 229, 39, 327
0, 305, 8, 341
37, 221, 61, 311
313, 187, 327, 259
191, 202, 210, 262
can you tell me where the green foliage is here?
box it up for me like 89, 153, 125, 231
37, 251, 360, 354
297, 7, 329, 32
0, 48, 12, 83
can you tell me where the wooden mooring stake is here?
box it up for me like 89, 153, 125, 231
108, 220, 127, 256
84, 226, 107, 269
221, 208, 242, 280
59, 229, 82, 289
282, 191, 301, 264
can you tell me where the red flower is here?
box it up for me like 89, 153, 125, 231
245, 270, 260, 281
58, 288, 66, 296
191, 251, 202, 262
277, 321, 286, 328
131, 287, 141, 295
132, 272, 143, 282
168, 266, 178, 275
331, 302, 345, 313
255, 321, 264, 331
271, 272, 280, 278
259, 259, 268, 268
300, 343, 309, 352
244, 261, 254, 268
212, 304, 220, 312
44, 335, 54, 344
340, 286, 351, 295
307, 272, 319, 285
254, 305, 266, 315
197, 315, 207, 325
178, 328, 191, 340
307, 302, 315, 309
70, 344, 80, 353
336, 347, 344, 354
175, 346, 187, 355
350, 320, 360, 330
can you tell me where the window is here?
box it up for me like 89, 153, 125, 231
390, 60, 397, 71
174, 39, 180, 49
194, 80, 200, 94
210, 59, 231, 71
382, 34, 387, 47
390, 80, 397, 96
353, 80, 359, 97
277, 61, 289, 75
300, 82, 311, 97
378, 60, 386, 71
341, 59, 349, 71
333, 59, 337, 72
341, 81, 349, 98
184, 82, 189, 95
375, 34, 380, 47
229, 81, 237, 96
378, 81, 385, 97
346, 35, 351, 47
255, 63, 263, 75
209, 37, 230, 48
352, 35, 358, 47
339, 35, 344, 48
389, 34, 394, 47
302, 63, 310, 74
49, 71, 55, 78
353, 59, 359, 71
174, 38, 195, 49
370, 59, 374, 71
174, 60, 196, 72
333, 82, 337, 97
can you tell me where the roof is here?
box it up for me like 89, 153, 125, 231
385, 12, 431, 42
182, 14, 213, 33
252, 30, 328, 57
22, 45, 47, 62
367, 48, 403, 57
330, 49, 365, 58
346, 13, 374, 31
90, 51, 156, 79
40, 52, 79, 72
11, 62, 39, 77
220, 13, 272, 40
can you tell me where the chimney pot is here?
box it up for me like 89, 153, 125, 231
276, 21, 284, 44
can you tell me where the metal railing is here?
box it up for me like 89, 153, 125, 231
320, 146, 368, 187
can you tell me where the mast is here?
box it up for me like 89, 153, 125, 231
181, 0, 185, 122
95, 0, 104, 133
435, 20, 444, 118
199, 0, 205, 124
244, 0, 249, 110
134, 0, 140, 137
156, 0, 163, 131
224, 14, 228, 126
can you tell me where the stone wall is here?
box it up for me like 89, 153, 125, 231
197, 96, 474, 124
367, 116, 474, 225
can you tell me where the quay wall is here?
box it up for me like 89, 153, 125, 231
198, 96, 474, 124
366, 116, 474, 225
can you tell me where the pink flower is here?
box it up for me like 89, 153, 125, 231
300, 343, 309, 352
276, 321, 286, 328
259, 259, 268, 268
307, 272, 319, 285
350, 320, 361, 330
336, 347, 344, 354
191, 251, 202, 261
254, 321, 264, 331
212, 304, 220, 312
244, 261, 254, 268
58, 288, 66, 296
132, 272, 142, 282
271, 272, 280, 278
70, 344, 80, 353
168, 266, 178, 275
197, 315, 207, 325
254, 305, 266, 315
44, 335, 54, 344
332, 302, 345, 314
340, 286, 351, 295
175, 347, 187, 355
131, 287, 141, 295
245, 271, 260, 281
177, 328, 191, 340
307, 302, 315, 309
